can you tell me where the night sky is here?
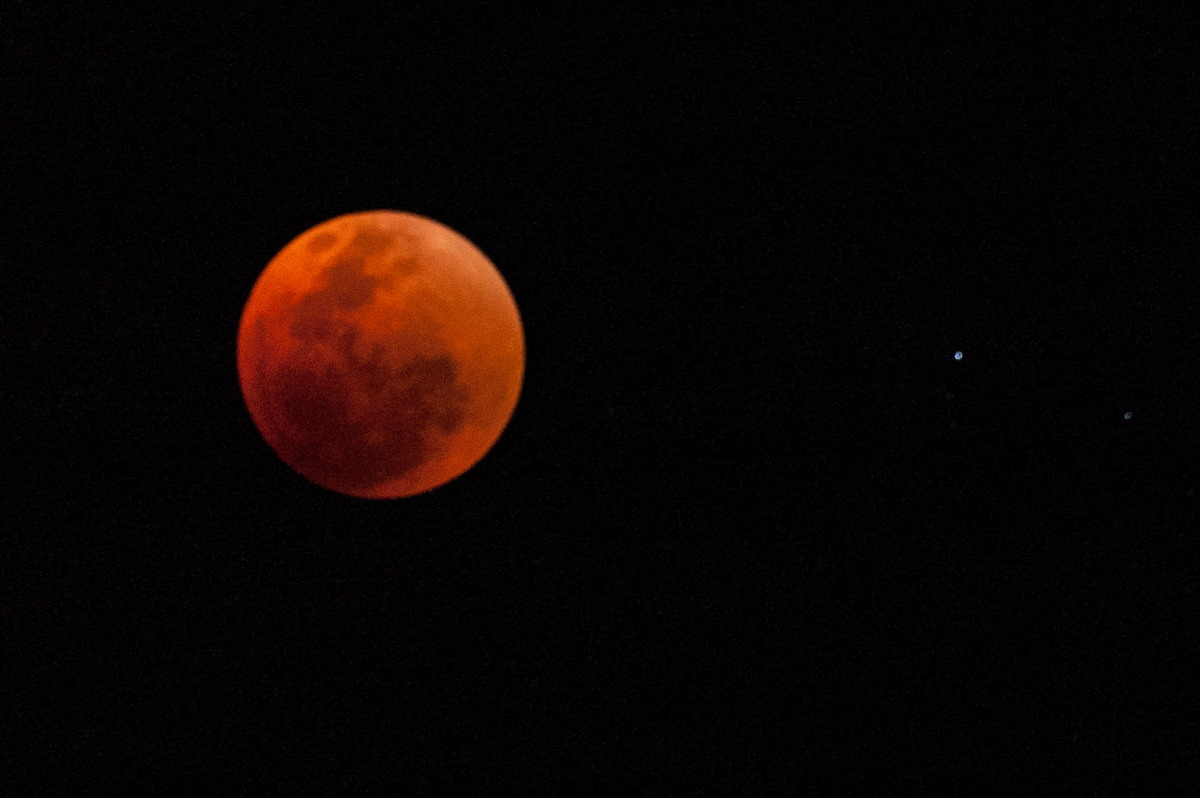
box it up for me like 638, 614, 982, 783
4, 6, 1198, 791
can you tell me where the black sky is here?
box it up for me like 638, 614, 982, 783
3, 6, 1198, 791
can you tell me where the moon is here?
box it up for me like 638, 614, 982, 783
237, 210, 524, 498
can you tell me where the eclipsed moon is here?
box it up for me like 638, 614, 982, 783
236, 210, 524, 498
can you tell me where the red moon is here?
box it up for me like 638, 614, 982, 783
237, 210, 524, 498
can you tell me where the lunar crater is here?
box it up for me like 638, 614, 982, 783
348, 223, 398, 255
307, 231, 339, 253
323, 257, 383, 309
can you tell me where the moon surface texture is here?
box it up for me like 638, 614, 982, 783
237, 211, 524, 498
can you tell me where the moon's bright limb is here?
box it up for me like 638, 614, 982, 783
237, 210, 525, 498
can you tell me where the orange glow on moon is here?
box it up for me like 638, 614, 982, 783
236, 210, 524, 498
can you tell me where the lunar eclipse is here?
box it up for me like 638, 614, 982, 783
237, 211, 524, 498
